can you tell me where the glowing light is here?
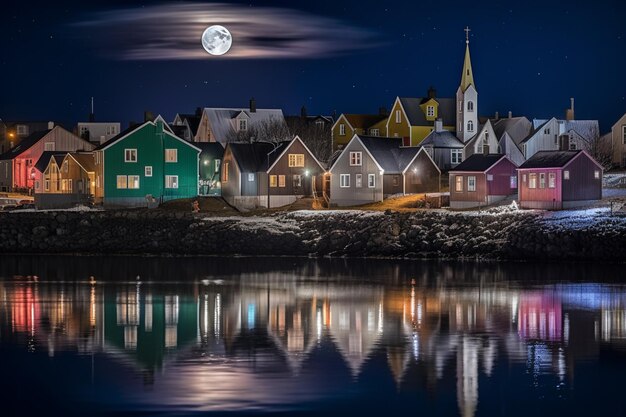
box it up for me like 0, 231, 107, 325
305, 170, 310, 176
204, 160, 209, 165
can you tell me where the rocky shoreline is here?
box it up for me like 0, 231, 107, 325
0, 208, 625, 261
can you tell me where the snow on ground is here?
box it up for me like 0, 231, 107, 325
540, 207, 626, 229
602, 188, 626, 198
201, 215, 300, 234
286, 210, 384, 218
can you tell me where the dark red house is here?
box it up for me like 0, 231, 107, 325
517, 150, 602, 210
449, 154, 518, 209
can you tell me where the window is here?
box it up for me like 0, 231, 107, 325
355, 173, 362, 188
539, 173, 546, 188
549, 172, 556, 188
125, 149, 137, 162
339, 123, 346, 136
467, 176, 476, 192
215, 159, 221, 173
622, 126, 626, 144
44, 180, 50, 191
165, 149, 177, 163
544, 128, 550, 135
67, 179, 73, 192
96, 176, 100, 188
487, 174, 494, 181
238, 119, 247, 131
165, 175, 178, 189
288, 154, 305, 167
145, 166, 152, 177
116, 175, 128, 189
467, 101, 474, 112
529, 173, 537, 188
455, 175, 463, 192
293, 174, 302, 187
248, 173, 255, 182
349, 151, 362, 166
17, 125, 28, 135
594, 170, 600, 179
278, 175, 286, 187
395, 110, 401, 123
270, 175, 277, 187
392, 175, 400, 186
316, 120, 324, 128
569, 139, 577, 150
340, 174, 350, 188
451, 149, 463, 165
35, 180, 40, 190
467, 120, 474, 132
510, 175, 517, 189
523, 174, 527, 183
128, 175, 140, 189
564, 170, 570, 180
63, 160, 69, 173
223, 162, 229, 182
370, 128, 380, 136
44, 142, 55, 151
368, 174, 375, 188
427, 106, 435, 117
458, 100, 463, 113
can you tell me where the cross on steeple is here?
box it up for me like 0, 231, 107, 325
464, 26, 471, 44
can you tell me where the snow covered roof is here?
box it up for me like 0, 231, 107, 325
398, 97, 456, 126
533, 119, 599, 142
203, 108, 285, 143
358, 136, 421, 174
492, 117, 532, 144
420, 130, 465, 149
449, 154, 508, 172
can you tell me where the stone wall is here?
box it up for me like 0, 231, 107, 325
0, 209, 625, 261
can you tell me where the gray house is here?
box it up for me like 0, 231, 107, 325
329, 135, 440, 207
419, 121, 465, 171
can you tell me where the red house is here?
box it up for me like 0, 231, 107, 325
517, 150, 602, 210
448, 153, 518, 209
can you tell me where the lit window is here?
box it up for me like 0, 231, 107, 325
594, 170, 600, 179
288, 154, 305, 167
549, 172, 556, 188
124, 149, 137, 162
349, 151, 362, 166
340, 174, 350, 188
165, 175, 178, 189
278, 175, 286, 187
467, 176, 476, 191
455, 175, 463, 192
510, 175, 517, 188
145, 166, 152, 177
339, 123, 346, 136
293, 174, 302, 187
368, 174, 375, 188
128, 175, 140, 189
116, 175, 128, 189
269, 175, 277, 187
248, 173, 255, 182
223, 162, 229, 182
539, 173, 546, 188
355, 173, 362, 188
487, 174, 493, 181
529, 173, 537, 188
165, 149, 178, 163
564, 170, 570, 180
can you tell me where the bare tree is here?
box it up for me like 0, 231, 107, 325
286, 118, 332, 163
583, 132, 613, 170
225, 117, 291, 144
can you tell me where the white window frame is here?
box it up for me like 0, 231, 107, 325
427, 106, 435, 117
340, 174, 350, 188
124, 149, 137, 163
145, 166, 153, 177
370, 128, 380, 136
215, 159, 221, 173
467, 176, 476, 192
248, 173, 255, 182
44, 142, 55, 151
510, 175, 517, 189
278, 175, 286, 187
127, 175, 140, 189
116, 175, 128, 189
467, 120, 474, 132
44, 179, 50, 191
395, 110, 401, 123
487, 174, 493, 181
622, 125, 626, 144
349, 151, 362, 166
594, 170, 600, 179
165, 175, 178, 189
451, 149, 463, 165
293, 174, 302, 187
549, 172, 556, 188
165, 149, 178, 163
564, 170, 570, 180
529, 173, 537, 189
238, 119, 247, 131
467, 101, 474, 112
339, 123, 346, 136
288, 154, 305, 167
355, 173, 362, 188
539, 173, 546, 188
368, 174, 375, 188
455, 175, 463, 192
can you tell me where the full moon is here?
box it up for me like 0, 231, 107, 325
201, 25, 232, 56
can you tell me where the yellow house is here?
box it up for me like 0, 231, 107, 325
332, 113, 388, 151
386, 88, 456, 147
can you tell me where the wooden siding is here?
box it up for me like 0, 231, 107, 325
267, 139, 324, 197
612, 113, 626, 167
518, 168, 563, 209
332, 115, 357, 151
386, 99, 411, 144
523, 118, 560, 159
449, 173, 487, 204
404, 151, 441, 194
486, 158, 517, 196
37, 154, 94, 196
561, 153, 602, 202
220, 146, 241, 202
383, 174, 403, 196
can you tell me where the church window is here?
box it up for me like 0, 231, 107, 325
467, 121, 474, 132
467, 101, 474, 112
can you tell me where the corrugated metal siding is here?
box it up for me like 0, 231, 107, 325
561, 154, 602, 202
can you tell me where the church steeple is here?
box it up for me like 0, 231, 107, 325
460, 27, 475, 93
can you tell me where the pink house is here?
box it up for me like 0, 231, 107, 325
448, 153, 518, 209
517, 150, 602, 210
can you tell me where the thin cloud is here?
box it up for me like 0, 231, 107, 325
75, 3, 382, 60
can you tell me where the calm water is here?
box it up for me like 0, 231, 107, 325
1, 256, 626, 417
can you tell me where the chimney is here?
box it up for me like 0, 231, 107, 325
427, 86, 437, 99
379, 107, 389, 116
249, 97, 256, 113
566, 97, 575, 121
559, 134, 570, 151
300, 105, 307, 118
144, 111, 154, 122
508, 111, 512, 119
47, 121, 54, 129
434, 118, 443, 132
483, 142, 490, 156
495, 111, 499, 120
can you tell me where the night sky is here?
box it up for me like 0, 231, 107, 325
1, 0, 625, 131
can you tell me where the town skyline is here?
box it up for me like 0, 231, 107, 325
1, 0, 625, 130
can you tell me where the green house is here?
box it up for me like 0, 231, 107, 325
94, 117, 201, 207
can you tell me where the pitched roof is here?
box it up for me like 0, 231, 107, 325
357, 136, 420, 174
168, 124, 187, 139
398, 97, 456, 127
520, 119, 552, 145
340, 114, 387, 129
34, 151, 67, 172
195, 142, 225, 160
518, 150, 582, 169
459, 43, 475, 93
533, 119, 599, 142
94, 123, 143, 150
0, 130, 51, 160
177, 114, 202, 135
203, 108, 285, 143
449, 154, 508, 172
420, 129, 465, 148
227, 142, 281, 172
69, 152, 96, 172
492, 117, 532, 144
